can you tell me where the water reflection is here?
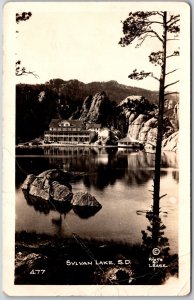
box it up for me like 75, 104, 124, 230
16, 148, 178, 252
15, 147, 179, 285
16, 148, 178, 191
23, 189, 102, 220
23, 190, 72, 215
72, 206, 102, 219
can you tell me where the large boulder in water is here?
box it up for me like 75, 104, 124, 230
22, 169, 74, 202
23, 191, 72, 215
51, 181, 73, 202
21, 174, 36, 191
71, 192, 102, 218
28, 177, 51, 201
71, 192, 102, 207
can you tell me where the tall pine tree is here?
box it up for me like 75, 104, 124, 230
119, 11, 180, 226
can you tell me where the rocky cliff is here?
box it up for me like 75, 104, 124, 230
76, 93, 179, 150
79, 91, 112, 125
162, 132, 179, 152
16, 79, 179, 150
117, 95, 178, 149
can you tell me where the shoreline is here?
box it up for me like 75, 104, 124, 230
15, 144, 176, 153
15, 231, 178, 285
16, 143, 118, 148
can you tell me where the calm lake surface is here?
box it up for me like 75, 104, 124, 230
16, 147, 179, 254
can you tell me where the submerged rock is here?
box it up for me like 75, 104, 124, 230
51, 181, 73, 202
23, 191, 72, 215
22, 169, 74, 202
71, 192, 102, 207
28, 177, 51, 201
21, 174, 36, 191
22, 170, 101, 218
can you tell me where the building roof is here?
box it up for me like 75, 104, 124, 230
49, 119, 84, 128
86, 124, 101, 129
68, 120, 84, 127
49, 119, 62, 128
118, 135, 140, 143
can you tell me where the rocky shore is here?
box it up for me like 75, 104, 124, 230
15, 231, 178, 285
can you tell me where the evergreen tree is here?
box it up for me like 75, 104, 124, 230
119, 11, 180, 217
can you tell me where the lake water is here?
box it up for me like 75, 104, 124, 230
16, 147, 179, 254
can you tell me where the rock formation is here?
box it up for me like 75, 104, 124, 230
162, 131, 179, 152
79, 95, 93, 120
21, 174, 36, 191
22, 169, 76, 202
117, 95, 178, 149
22, 170, 102, 217
79, 91, 112, 124
71, 192, 102, 218
71, 192, 102, 207
15, 252, 48, 275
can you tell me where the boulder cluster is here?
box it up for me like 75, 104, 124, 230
22, 169, 102, 218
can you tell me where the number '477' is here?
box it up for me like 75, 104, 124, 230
30, 269, 45, 275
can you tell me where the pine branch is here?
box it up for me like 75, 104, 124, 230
150, 73, 160, 81
128, 69, 151, 80
167, 18, 180, 28
166, 54, 177, 59
166, 51, 180, 59
135, 34, 158, 47
16, 69, 39, 78
164, 80, 179, 89
146, 30, 163, 43
156, 12, 164, 17
15, 61, 39, 78
167, 15, 180, 24
165, 68, 179, 76
159, 194, 167, 200
16, 12, 32, 23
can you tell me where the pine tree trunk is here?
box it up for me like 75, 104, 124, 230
152, 12, 167, 244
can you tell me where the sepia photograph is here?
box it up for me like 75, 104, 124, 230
3, 1, 190, 296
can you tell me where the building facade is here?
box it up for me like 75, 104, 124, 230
118, 135, 143, 149
44, 119, 101, 144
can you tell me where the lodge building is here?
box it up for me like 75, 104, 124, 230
44, 119, 101, 144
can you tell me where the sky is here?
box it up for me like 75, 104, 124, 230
15, 3, 180, 91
